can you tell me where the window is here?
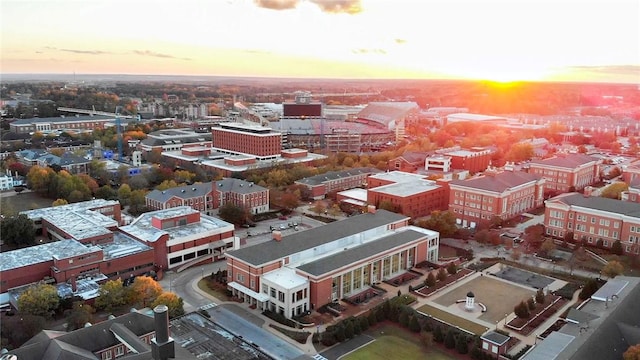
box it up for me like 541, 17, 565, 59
278, 291, 285, 302
102, 351, 113, 360
591, 217, 596, 224
115, 346, 124, 357
236, 273, 244, 282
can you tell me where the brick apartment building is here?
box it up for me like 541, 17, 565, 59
295, 167, 381, 200
225, 209, 439, 318
448, 170, 545, 228
212, 122, 282, 160
544, 192, 640, 256
529, 154, 601, 193
146, 179, 269, 216
367, 171, 449, 218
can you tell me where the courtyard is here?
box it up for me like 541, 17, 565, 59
432, 275, 536, 324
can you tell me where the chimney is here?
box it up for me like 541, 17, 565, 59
272, 231, 282, 241
583, 186, 593, 197
367, 205, 376, 214
151, 305, 175, 360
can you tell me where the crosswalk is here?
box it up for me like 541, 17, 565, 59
312, 354, 328, 360
200, 302, 218, 310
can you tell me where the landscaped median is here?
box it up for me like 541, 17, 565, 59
416, 304, 490, 335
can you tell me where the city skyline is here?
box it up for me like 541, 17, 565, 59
1, 0, 639, 83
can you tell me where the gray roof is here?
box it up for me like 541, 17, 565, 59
37, 152, 90, 166
450, 171, 541, 193
566, 308, 599, 325
296, 167, 380, 186
522, 331, 575, 360
227, 209, 408, 266
146, 182, 212, 202
9, 312, 155, 360
18, 149, 48, 160
529, 154, 599, 169
548, 192, 640, 219
394, 151, 431, 164
356, 102, 418, 127
215, 177, 268, 194
11, 115, 113, 125
481, 330, 510, 346
297, 229, 425, 276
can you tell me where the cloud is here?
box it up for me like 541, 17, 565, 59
254, 0, 298, 10
45, 46, 111, 55
132, 50, 191, 61
254, 0, 362, 14
352, 48, 387, 55
310, 0, 362, 14
394, 38, 407, 44
566, 65, 640, 75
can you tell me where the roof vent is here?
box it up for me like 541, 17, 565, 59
240, 184, 243, 187
181, 189, 185, 193
162, 191, 166, 194
192, 187, 196, 191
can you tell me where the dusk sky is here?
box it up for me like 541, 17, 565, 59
2, 0, 639, 83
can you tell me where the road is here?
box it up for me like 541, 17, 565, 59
158, 260, 226, 313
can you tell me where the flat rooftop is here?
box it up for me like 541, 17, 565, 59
101, 232, 153, 260
368, 171, 427, 183
121, 206, 233, 243
38, 207, 116, 240
262, 268, 307, 290
370, 180, 440, 197
0, 239, 100, 272
21, 199, 120, 220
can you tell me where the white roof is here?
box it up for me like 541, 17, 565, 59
522, 332, 575, 360
262, 267, 308, 290
228, 281, 269, 302
591, 279, 629, 301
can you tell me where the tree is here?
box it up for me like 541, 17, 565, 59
409, 316, 421, 333
128, 189, 148, 216
0, 314, 45, 349
535, 289, 546, 304
129, 276, 163, 307
623, 344, 640, 360
17, 283, 60, 318
506, 143, 534, 162
475, 229, 489, 244
309, 202, 327, 216
444, 328, 457, 349
26, 165, 55, 194
1, 214, 36, 247
95, 185, 118, 200
514, 300, 530, 318
95, 279, 127, 311
579, 278, 600, 300
425, 272, 436, 287
151, 292, 185, 318
66, 301, 95, 331
540, 239, 556, 256
527, 297, 536, 311
218, 202, 249, 225
52, 198, 68, 207
456, 334, 469, 354
601, 182, 628, 200
524, 224, 545, 247
611, 240, 624, 256
433, 325, 444, 343
511, 248, 522, 261
118, 183, 132, 206
602, 260, 624, 278
447, 262, 457, 275
421, 331, 434, 347
437, 267, 448, 281
417, 211, 457, 237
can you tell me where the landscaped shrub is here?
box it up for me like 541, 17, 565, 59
262, 310, 296, 328
535, 289, 545, 304
433, 325, 444, 343
456, 334, 469, 354
437, 267, 448, 281
444, 328, 457, 349
344, 321, 355, 339
425, 272, 436, 287
527, 297, 536, 311
447, 262, 458, 275
399, 311, 410, 327
269, 324, 310, 344
579, 278, 600, 300
514, 301, 530, 318
360, 316, 370, 331
409, 316, 421, 333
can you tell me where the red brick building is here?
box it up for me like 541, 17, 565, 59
387, 151, 430, 173
529, 154, 601, 193
295, 167, 380, 200
449, 170, 545, 228
544, 193, 640, 256
225, 209, 439, 318
120, 206, 238, 270
445, 148, 493, 174
212, 122, 282, 159
366, 171, 449, 218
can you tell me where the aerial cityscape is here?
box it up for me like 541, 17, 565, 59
1, 0, 639, 360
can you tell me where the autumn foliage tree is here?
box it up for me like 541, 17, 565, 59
151, 292, 185, 318
95, 279, 128, 311
129, 276, 163, 307
602, 260, 624, 278
623, 344, 640, 360
17, 283, 60, 318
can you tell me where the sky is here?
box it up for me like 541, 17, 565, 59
1, 0, 639, 83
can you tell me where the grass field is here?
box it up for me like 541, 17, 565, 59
416, 304, 490, 335
342, 335, 454, 360
0, 191, 52, 216
433, 275, 535, 323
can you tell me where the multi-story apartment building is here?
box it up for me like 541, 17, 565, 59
448, 170, 545, 228
544, 193, 640, 256
145, 179, 269, 216
529, 154, 601, 193
212, 122, 282, 160
366, 171, 449, 218
225, 208, 439, 318
295, 167, 381, 200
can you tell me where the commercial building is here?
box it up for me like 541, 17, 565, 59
295, 167, 381, 200
366, 171, 449, 219
528, 154, 601, 193
544, 193, 640, 256
138, 129, 212, 153
449, 170, 545, 228
119, 206, 238, 271
225, 209, 439, 318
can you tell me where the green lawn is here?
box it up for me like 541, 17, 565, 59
342, 335, 454, 360
197, 278, 233, 301
1, 191, 52, 216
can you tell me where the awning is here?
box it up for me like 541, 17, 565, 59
228, 281, 270, 302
